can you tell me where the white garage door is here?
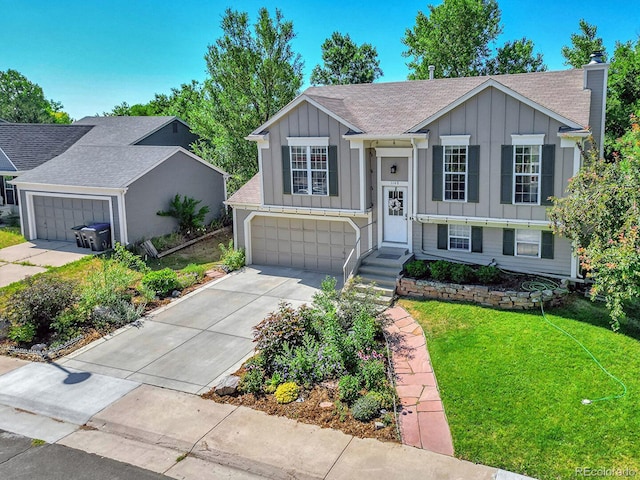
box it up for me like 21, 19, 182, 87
250, 216, 357, 273
33, 195, 110, 242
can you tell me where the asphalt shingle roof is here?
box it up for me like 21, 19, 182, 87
73, 116, 178, 145
226, 173, 261, 205
292, 69, 591, 135
13, 145, 183, 189
0, 124, 93, 171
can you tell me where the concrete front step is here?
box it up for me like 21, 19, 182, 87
360, 252, 414, 269
357, 273, 397, 289
358, 264, 401, 278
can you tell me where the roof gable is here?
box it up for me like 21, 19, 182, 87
73, 116, 183, 146
258, 69, 591, 137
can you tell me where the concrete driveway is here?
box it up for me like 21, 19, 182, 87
58, 265, 339, 394
0, 240, 91, 287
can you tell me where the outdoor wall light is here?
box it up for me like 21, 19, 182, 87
390, 164, 397, 174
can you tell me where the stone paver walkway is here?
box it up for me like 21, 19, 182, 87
384, 305, 454, 456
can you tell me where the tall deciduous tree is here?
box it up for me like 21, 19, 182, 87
549, 121, 640, 330
310, 32, 383, 85
561, 19, 607, 68
483, 38, 546, 75
402, 0, 502, 79
192, 8, 303, 192
606, 39, 640, 148
0, 69, 71, 123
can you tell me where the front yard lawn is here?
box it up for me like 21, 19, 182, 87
401, 296, 640, 480
0, 226, 26, 249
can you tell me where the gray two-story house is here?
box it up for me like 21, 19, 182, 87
227, 58, 608, 283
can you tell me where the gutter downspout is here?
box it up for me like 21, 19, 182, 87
411, 138, 418, 222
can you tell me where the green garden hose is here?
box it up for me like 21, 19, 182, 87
521, 278, 627, 405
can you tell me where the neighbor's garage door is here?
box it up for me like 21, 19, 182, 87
33, 195, 110, 242
250, 216, 356, 273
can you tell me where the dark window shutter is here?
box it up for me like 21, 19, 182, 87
467, 145, 480, 203
501, 145, 513, 204
540, 144, 555, 205
432, 146, 443, 201
282, 146, 291, 195
328, 145, 338, 196
503, 228, 515, 256
541, 231, 554, 259
437, 224, 448, 250
471, 226, 483, 253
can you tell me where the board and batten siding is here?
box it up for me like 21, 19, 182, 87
416, 86, 574, 221
413, 222, 572, 276
261, 102, 361, 210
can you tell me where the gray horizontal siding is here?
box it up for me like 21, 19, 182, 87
413, 222, 572, 276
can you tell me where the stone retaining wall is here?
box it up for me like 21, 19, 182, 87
396, 276, 569, 310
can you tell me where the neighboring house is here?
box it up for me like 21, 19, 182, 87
8, 116, 226, 245
227, 57, 608, 281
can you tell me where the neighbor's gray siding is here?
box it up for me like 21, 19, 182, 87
417, 86, 574, 220
135, 120, 198, 151
413, 222, 572, 276
125, 152, 224, 242
261, 102, 361, 210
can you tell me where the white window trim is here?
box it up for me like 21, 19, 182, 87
440, 134, 470, 146
286, 136, 329, 147
443, 145, 468, 203
515, 229, 541, 258
511, 133, 544, 206
448, 224, 471, 252
290, 145, 329, 197
511, 134, 545, 146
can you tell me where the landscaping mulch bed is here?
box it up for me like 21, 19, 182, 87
1, 268, 227, 362
203, 385, 400, 443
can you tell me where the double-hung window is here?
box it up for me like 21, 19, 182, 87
441, 135, 470, 202
511, 134, 545, 204
444, 146, 467, 201
288, 137, 329, 196
448, 224, 471, 251
515, 229, 541, 257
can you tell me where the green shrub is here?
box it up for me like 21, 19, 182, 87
338, 374, 362, 404
351, 393, 381, 421
429, 260, 452, 282
274, 382, 299, 404
157, 194, 210, 235
369, 386, 398, 410
82, 259, 139, 310
7, 276, 78, 343
239, 368, 265, 395
141, 268, 180, 296
476, 265, 501, 284
150, 232, 184, 252
450, 263, 476, 284
90, 299, 145, 328
264, 372, 283, 394
178, 263, 207, 288
351, 310, 379, 353
273, 334, 323, 385
253, 303, 312, 362
219, 240, 245, 271
111, 242, 149, 273
405, 259, 429, 278
359, 359, 387, 391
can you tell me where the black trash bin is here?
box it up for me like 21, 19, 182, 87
81, 223, 111, 252
70, 225, 88, 248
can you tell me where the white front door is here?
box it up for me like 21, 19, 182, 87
383, 186, 408, 244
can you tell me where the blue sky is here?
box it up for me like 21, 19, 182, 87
1, 0, 638, 120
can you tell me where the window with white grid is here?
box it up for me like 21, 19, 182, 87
448, 224, 471, 251
514, 145, 540, 204
444, 146, 467, 201
515, 229, 540, 257
290, 146, 328, 195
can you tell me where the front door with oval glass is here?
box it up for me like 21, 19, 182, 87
383, 186, 408, 244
